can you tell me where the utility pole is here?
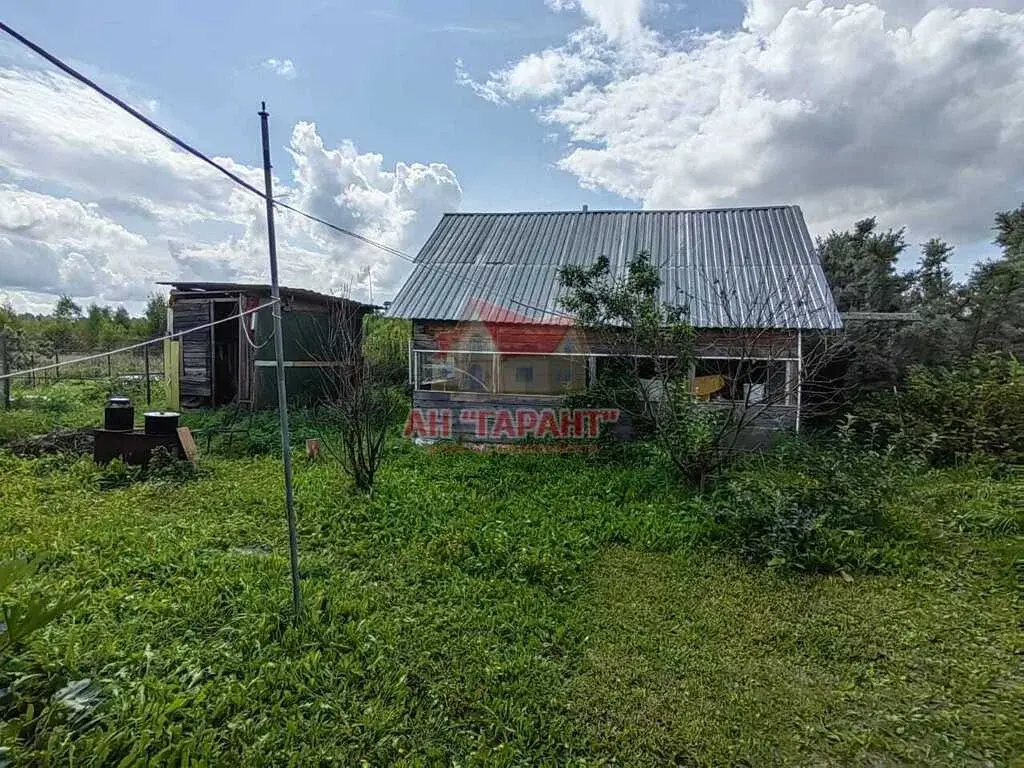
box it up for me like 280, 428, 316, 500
0, 332, 10, 410
259, 102, 302, 621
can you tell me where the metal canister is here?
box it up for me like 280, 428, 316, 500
143, 411, 181, 436
103, 395, 134, 432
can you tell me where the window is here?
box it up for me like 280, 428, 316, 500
693, 359, 789, 404
557, 364, 573, 386
515, 366, 534, 384
469, 334, 486, 352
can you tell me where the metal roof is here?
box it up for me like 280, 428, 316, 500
386, 207, 842, 330
160, 281, 376, 310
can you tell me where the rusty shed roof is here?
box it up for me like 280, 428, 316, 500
386, 207, 842, 330
160, 282, 376, 310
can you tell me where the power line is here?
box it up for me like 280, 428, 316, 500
0, 21, 573, 322
0, 21, 267, 200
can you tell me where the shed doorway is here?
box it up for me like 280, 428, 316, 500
212, 301, 239, 406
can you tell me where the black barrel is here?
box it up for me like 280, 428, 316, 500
144, 411, 180, 436
103, 395, 134, 432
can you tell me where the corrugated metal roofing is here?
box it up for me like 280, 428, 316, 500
387, 207, 842, 329
160, 281, 376, 309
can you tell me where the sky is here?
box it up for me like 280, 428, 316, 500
1, 0, 1023, 314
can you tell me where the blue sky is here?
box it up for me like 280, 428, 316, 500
1, 0, 1023, 311
5, 0, 665, 211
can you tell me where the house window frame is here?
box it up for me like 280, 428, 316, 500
410, 349, 800, 406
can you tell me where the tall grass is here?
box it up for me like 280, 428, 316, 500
0, 444, 1020, 765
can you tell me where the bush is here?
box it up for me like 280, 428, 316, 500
852, 353, 1024, 467
710, 435, 914, 573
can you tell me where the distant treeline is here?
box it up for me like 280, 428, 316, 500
0, 294, 167, 354
817, 203, 1023, 394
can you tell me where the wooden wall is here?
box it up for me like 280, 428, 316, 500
171, 298, 213, 404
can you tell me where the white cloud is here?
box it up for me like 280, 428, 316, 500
0, 186, 156, 299
285, 122, 463, 293
0, 62, 461, 311
458, 44, 609, 103
0, 66, 261, 229
262, 58, 298, 79
465, 0, 1024, 251
545, 0, 650, 40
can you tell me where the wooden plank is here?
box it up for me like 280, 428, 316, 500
176, 427, 198, 461
164, 339, 180, 410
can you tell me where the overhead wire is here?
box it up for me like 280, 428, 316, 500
0, 21, 574, 323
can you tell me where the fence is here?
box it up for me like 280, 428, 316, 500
0, 332, 165, 409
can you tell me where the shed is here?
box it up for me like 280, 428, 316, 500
161, 282, 373, 410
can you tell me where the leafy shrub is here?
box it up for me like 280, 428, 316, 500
93, 449, 202, 489
362, 315, 410, 389
182, 407, 330, 457
654, 388, 730, 489
853, 353, 1024, 467
710, 435, 914, 573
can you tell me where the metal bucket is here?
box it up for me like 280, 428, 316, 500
104, 395, 134, 432
143, 411, 180, 436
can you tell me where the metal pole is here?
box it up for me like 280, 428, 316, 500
0, 332, 9, 410
259, 102, 302, 621
144, 342, 152, 406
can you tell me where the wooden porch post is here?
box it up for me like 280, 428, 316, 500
795, 330, 803, 434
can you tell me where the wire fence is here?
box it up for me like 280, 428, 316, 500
0, 333, 165, 409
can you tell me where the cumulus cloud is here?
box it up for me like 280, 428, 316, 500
466, 0, 1024, 256
0, 62, 461, 310
457, 37, 611, 103
545, 0, 650, 40
286, 122, 463, 293
262, 58, 297, 79
0, 186, 156, 299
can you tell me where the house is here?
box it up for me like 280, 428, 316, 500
386, 207, 843, 442
161, 282, 373, 410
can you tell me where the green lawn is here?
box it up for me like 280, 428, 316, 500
0, 446, 1021, 765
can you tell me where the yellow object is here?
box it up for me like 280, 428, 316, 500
692, 374, 726, 400
164, 339, 181, 410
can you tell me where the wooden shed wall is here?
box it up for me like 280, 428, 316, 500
172, 299, 213, 401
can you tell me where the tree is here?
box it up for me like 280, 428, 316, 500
306, 304, 407, 493
113, 306, 131, 331
143, 294, 167, 338
994, 204, 1024, 261
910, 238, 955, 307
958, 204, 1024, 357
559, 252, 729, 487
0, 302, 19, 334
44, 296, 83, 352
53, 296, 82, 321
83, 304, 112, 348
819, 218, 912, 313
817, 220, 917, 394
898, 238, 962, 369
